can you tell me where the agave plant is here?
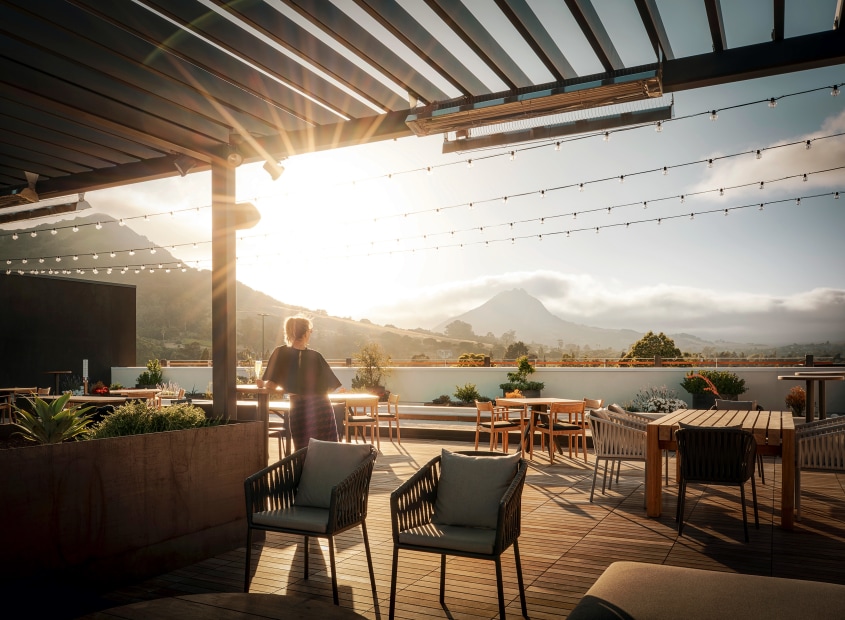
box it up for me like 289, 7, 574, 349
12, 393, 96, 445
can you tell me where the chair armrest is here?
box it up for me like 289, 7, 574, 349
390, 455, 441, 541
327, 447, 377, 533
496, 459, 528, 553
244, 447, 307, 523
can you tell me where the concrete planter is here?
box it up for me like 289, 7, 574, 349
0, 420, 265, 588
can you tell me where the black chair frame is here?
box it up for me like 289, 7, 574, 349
389, 451, 529, 620
675, 427, 759, 542
244, 445, 378, 606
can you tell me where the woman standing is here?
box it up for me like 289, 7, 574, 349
257, 315, 342, 449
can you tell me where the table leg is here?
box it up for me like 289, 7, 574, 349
646, 424, 662, 517
781, 425, 795, 530
805, 380, 815, 423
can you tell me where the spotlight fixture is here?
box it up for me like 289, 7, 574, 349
263, 159, 285, 181
227, 144, 244, 167
174, 154, 198, 177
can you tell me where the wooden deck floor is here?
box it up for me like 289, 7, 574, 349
80, 437, 844, 619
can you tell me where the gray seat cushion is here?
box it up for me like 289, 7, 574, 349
432, 449, 519, 529
398, 523, 496, 555
252, 506, 328, 533
569, 561, 845, 619
294, 438, 372, 508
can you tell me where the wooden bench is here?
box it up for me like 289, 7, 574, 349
569, 561, 845, 619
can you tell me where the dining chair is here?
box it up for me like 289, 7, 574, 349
268, 409, 292, 458
675, 426, 759, 542
588, 410, 647, 503
344, 396, 380, 450
244, 439, 378, 606
712, 399, 766, 484
530, 401, 587, 464
389, 449, 528, 620
379, 392, 402, 444
474, 400, 521, 453
608, 404, 673, 484
795, 417, 845, 520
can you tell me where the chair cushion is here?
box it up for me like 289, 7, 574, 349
399, 523, 496, 555
294, 438, 372, 509
432, 449, 519, 529
608, 403, 628, 415
589, 408, 611, 420
252, 506, 328, 533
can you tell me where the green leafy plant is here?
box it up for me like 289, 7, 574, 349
11, 394, 96, 445
432, 394, 452, 405
500, 355, 544, 392
680, 370, 747, 396
351, 343, 392, 390
88, 400, 221, 439
453, 383, 481, 403
136, 358, 164, 387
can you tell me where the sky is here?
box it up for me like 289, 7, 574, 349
5, 2, 845, 346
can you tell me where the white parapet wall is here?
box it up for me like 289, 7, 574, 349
111, 365, 844, 414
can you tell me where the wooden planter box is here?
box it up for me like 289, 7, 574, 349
0, 420, 265, 587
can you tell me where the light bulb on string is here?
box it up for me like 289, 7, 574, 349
680, 195, 685, 203
803, 174, 808, 182
796, 198, 801, 206
805, 140, 812, 150
710, 110, 718, 120
655, 121, 662, 132
643, 201, 648, 209
129, 249, 135, 256
719, 188, 724, 196
603, 132, 610, 142
768, 98, 777, 108
55, 257, 61, 262
707, 159, 713, 168
119, 219, 125, 226
72, 225, 78, 232
554, 142, 561, 151
607, 207, 612, 214
657, 218, 662, 225
756, 150, 762, 159
92, 253, 98, 259
578, 183, 584, 192
95, 222, 102, 230
509, 151, 515, 161
540, 189, 545, 199
467, 159, 473, 168
150, 248, 156, 254
21, 258, 26, 264
12, 233, 18, 240
662, 166, 668, 175
759, 204, 764, 211
51, 229, 57, 235
502, 196, 508, 204
573, 212, 577, 220
595, 227, 599, 234
426, 166, 432, 175
759, 181, 765, 189
690, 213, 694, 220
835, 192, 840, 199
619, 175, 624, 183
73, 255, 78, 261
468, 202, 474, 210
724, 209, 729, 216
30, 231, 37, 238
831, 85, 839, 96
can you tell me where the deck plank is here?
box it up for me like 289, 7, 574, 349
69, 437, 845, 619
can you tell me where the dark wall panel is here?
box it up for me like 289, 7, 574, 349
0, 275, 135, 389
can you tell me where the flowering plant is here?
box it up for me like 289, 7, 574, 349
628, 385, 688, 413
785, 386, 805, 415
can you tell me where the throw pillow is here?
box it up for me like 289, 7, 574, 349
294, 438, 373, 508
432, 449, 520, 529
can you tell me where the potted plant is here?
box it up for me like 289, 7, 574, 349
351, 342, 392, 401
136, 358, 164, 388
785, 386, 805, 417
499, 356, 544, 398
680, 370, 747, 409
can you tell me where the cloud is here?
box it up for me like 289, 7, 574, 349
373, 270, 845, 345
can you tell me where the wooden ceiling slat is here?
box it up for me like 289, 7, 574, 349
564, 0, 624, 72
704, 0, 728, 53
286, 0, 451, 105
426, 0, 530, 90
353, 0, 491, 97
634, 0, 675, 60
496, 0, 575, 81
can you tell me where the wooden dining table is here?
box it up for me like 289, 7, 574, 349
494, 396, 585, 452
645, 408, 795, 529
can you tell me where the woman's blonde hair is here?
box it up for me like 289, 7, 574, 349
284, 315, 312, 345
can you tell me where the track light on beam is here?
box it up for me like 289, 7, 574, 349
227, 144, 244, 167
174, 154, 198, 177
263, 160, 285, 181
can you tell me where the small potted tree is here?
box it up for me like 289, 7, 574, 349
499, 356, 544, 398
351, 342, 392, 401
136, 358, 164, 388
680, 370, 747, 409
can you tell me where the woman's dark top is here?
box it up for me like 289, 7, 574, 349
262, 345, 340, 395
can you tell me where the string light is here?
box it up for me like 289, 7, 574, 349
662, 166, 668, 175
643, 201, 648, 209
719, 188, 724, 196
724, 209, 729, 216
119, 219, 125, 226
467, 159, 473, 168
554, 142, 561, 151
509, 151, 515, 161
95, 222, 102, 230
603, 132, 610, 142
803, 174, 808, 182
832, 85, 840, 96
51, 229, 57, 235
426, 166, 432, 175
655, 121, 662, 132
11, 233, 17, 240
619, 175, 624, 183
768, 98, 777, 108
805, 140, 812, 150
707, 159, 713, 168
680, 195, 685, 203
578, 183, 584, 192
760, 181, 765, 189
540, 190, 545, 199
835, 192, 840, 199
710, 110, 718, 120
796, 198, 801, 205
72, 225, 78, 232
30, 231, 37, 237
759, 204, 764, 211
756, 150, 762, 159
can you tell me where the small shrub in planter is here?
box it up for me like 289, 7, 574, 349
453, 383, 481, 404
431, 394, 452, 405
88, 400, 222, 439
11, 394, 96, 445
785, 386, 805, 416
136, 358, 164, 388
628, 385, 688, 413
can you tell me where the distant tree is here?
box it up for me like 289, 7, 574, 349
625, 331, 682, 359
500, 330, 516, 348
504, 341, 529, 359
444, 320, 475, 340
